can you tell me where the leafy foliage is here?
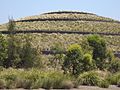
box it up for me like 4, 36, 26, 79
0, 34, 8, 66
87, 35, 108, 70
108, 58, 120, 73
5, 19, 21, 68
77, 71, 102, 86
82, 53, 96, 71
0, 68, 73, 89
62, 44, 83, 75
17, 35, 41, 68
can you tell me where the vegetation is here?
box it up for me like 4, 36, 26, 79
0, 11, 120, 52
87, 35, 108, 70
5, 19, 20, 68
17, 11, 115, 21
62, 44, 83, 75
1, 21, 119, 34
0, 68, 73, 89
0, 34, 7, 66
0, 11, 120, 89
108, 58, 120, 73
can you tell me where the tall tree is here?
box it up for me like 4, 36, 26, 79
87, 35, 107, 70
18, 35, 41, 68
5, 19, 20, 68
62, 44, 83, 75
0, 34, 8, 66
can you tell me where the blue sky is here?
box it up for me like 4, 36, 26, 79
0, 0, 120, 24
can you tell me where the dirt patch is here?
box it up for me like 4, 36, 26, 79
71, 85, 120, 90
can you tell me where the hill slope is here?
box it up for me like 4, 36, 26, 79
0, 11, 120, 52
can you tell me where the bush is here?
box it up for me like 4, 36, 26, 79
6, 19, 21, 68
98, 79, 109, 88
18, 35, 42, 68
31, 78, 43, 89
82, 53, 96, 72
44, 71, 73, 89
107, 72, 120, 85
87, 35, 107, 70
0, 68, 74, 89
62, 44, 83, 75
108, 58, 120, 73
0, 34, 8, 67
77, 71, 102, 86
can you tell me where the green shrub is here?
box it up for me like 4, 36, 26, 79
0, 34, 8, 67
62, 44, 83, 75
14, 77, 24, 88
0, 68, 74, 89
22, 79, 33, 89
45, 71, 72, 89
87, 35, 108, 70
6, 19, 21, 68
108, 58, 120, 73
107, 72, 120, 85
31, 78, 43, 89
82, 53, 96, 72
98, 79, 109, 88
77, 71, 102, 86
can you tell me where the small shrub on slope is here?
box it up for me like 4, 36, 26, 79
108, 58, 120, 73
77, 71, 101, 86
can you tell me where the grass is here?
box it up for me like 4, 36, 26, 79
0, 68, 119, 89
0, 11, 120, 52
0, 68, 74, 89
17, 11, 116, 21
17, 33, 120, 51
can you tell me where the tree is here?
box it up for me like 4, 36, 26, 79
87, 35, 107, 70
50, 43, 64, 70
62, 44, 83, 75
0, 34, 8, 66
5, 19, 21, 68
18, 35, 42, 68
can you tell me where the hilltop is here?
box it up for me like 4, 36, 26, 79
0, 11, 120, 51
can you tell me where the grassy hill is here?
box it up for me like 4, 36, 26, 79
0, 11, 120, 51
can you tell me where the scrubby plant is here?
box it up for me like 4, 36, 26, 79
77, 71, 110, 88
0, 34, 8, 67
62, 44, 83, 75
0, 68, 74, 89
77, 71, 102, 86
107, 72, 120, 85
50, 43, 64, 70
82, 53, 96, 71
87, 35, 109, 70
108, 58, 120, 73
5, 19, 21, 68
98, 79, 109, 88
18, 35, 42, 68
